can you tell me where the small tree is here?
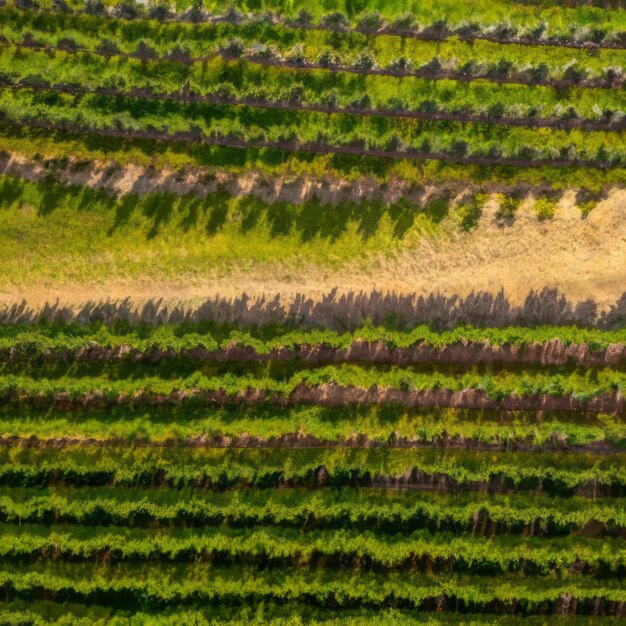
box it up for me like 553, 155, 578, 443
388, 57, 412, 72
534, 196, 558, 220
353, 51, 376, 70
148, 1, 171, 21
293, 9, 313, 26
392, 12, 417, 32
358, 11, 383, 32
218, 38, 245, 58
320, 12, 349, 30
317, 51, 338, 68
286, 44, 306, 66
495, 193, 521, 220
98, 38, 120, 56
84, 0, 105, 14
115, 0, 142, 20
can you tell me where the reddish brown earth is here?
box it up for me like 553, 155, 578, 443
18, 338, 626, 367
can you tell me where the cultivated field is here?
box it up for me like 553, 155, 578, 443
0, 0, 625, 624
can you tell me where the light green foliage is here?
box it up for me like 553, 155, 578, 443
0, 1, 624, 621
534, 195, 559, 220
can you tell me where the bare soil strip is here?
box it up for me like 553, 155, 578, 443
0, 151, 559, 203
10, 340, 626, 368
9, 386, 624, 414
0, 435, 619, 454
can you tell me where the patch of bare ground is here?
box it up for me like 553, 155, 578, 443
0, 152, 624, 310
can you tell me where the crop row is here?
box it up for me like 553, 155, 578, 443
5, 9, 626, 87
0, 559, 625, 608
4, 601, 623, 626
13, 1, 626, 47
1, 405, 624, 448
0, 175, 603, 269
4, 121, 626, 193
4, 88, 626, 167
10, 30, 626, 92
2, 320, 624, 358
2, 485, 624, 531
0, 445, 624, 490
0, 362, 623, 406
5, 48, 626, 129
0, 522, 624, 572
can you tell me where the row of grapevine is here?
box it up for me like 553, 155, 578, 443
5, 88, 626, 166
6, 16, 626, 88
1, 522, 625, 571
0, 445, 624, 489
6, 48, 626, 128
1, 319, 624, 356
12, 1, 626, 47
0, 404, 624, 447
2, 485, 624, 529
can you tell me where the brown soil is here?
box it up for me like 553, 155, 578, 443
16, 339, 626, 368
17, 385, 626, 414
0, 433, 618, 454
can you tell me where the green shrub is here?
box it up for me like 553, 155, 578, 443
534, 195, 558, 220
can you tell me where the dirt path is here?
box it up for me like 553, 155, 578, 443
1, 188, 624, 312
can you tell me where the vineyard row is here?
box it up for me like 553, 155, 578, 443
0, 522, 623, 571
1, 485, 624, 530
4, 88, 626, 167
0, 445, 624, 490
12, 2, 626, 49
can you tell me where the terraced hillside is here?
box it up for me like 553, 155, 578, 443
0, 0, 625, 624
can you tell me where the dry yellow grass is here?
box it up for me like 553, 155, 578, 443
1, 186, 624, 312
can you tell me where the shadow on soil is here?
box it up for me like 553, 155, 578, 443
1, 288, 625, 330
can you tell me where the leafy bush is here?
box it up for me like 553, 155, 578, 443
534, 195, 558, 220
